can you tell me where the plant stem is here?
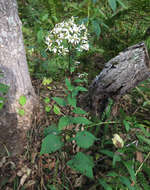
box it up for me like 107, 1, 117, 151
68, 44, 71, 76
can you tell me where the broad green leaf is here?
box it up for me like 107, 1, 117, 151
19, 95, 26, 106
44, 97, 50, 104
67, 95, 76, 107
75, 131, 97, 148
53, 105, 61, 115
72, 107, 87, 115
99, 179, 113, 190
108, 0, 117, 12
67, 152, 94, 178
58, 116, 73, 130
119, 176, 135, 190
44, 124, 60, 137
65, 78, 74, 91
52, 97, 66, 106
40, 134, 63, 155
74, 79, 84, 83
123, 161, 136, 183
73, 117, 92, 125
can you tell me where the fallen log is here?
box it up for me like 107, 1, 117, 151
85, 42, 150, 116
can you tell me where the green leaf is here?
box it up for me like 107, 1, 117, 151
58, 116, 73, 130
45, 105, 51, 112
75, 86, 88, 92
19, 95, 26, 106
73, 117, 92, 125
52, 97, 66, 106
67, 95, 76, 107
92, 20, 101, 38
44, 124, 60, 137
0, 97, 5, 109
99, 179, 113, 190
18, 109, 25, 116
137, 135, 150, 145
40, 134, 63, 155
67, 152, 94, 178
44, 97, 50, 104
42, 77, 53, 85
0, 83, 9, 94
37, 29, 43, 43
99, 150, 114, 158
75, 131, 97, 148
117, 0, 127, 9
108, 0, 117, 12
65, 78, 74, 91
107, 171, 118, 177
112, 153, 121, 167
123, 161, 136, 183
72, 107, 87, 114
53, 105, 61, 115
123, 120, 131, 132
119, 176, 135, 190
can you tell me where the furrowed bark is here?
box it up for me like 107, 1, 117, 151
85, 42, 150, 116
0, 0, 37, 156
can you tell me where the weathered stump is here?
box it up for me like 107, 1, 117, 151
86, 42, 150, 116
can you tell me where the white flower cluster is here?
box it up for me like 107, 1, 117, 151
45, 17, 89, 55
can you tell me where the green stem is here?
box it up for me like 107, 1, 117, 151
68, 44, 71, 76
86, 121, 119, 129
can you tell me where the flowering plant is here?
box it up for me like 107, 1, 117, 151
45, 17, 89, 74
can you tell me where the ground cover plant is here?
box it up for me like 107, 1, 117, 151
0, 0, 150, 189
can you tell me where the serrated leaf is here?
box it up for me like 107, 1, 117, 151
99, 179, 113, 190
52, 97, 66, 106
58, 116, 73, 130
73, 117, 92, 125
75, 131, 97, 148
72, 107, 87, 114
19, 95, 26, 106
40, 134, 63, 155
65, 78, 74, 91
44, 124, 60, 137
67, 152, 94, 178
67, 95, 76, 107
108, 0, 117, 12
53, 105, 61, 115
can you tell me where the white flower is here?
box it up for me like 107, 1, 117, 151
45, 16, 89, 56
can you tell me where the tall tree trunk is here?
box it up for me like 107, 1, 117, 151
0, 0, 37, 156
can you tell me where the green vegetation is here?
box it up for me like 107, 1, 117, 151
1, 0, 150, 189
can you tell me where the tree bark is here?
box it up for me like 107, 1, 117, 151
0, 0, 37, 156
85, 42, 150, 116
